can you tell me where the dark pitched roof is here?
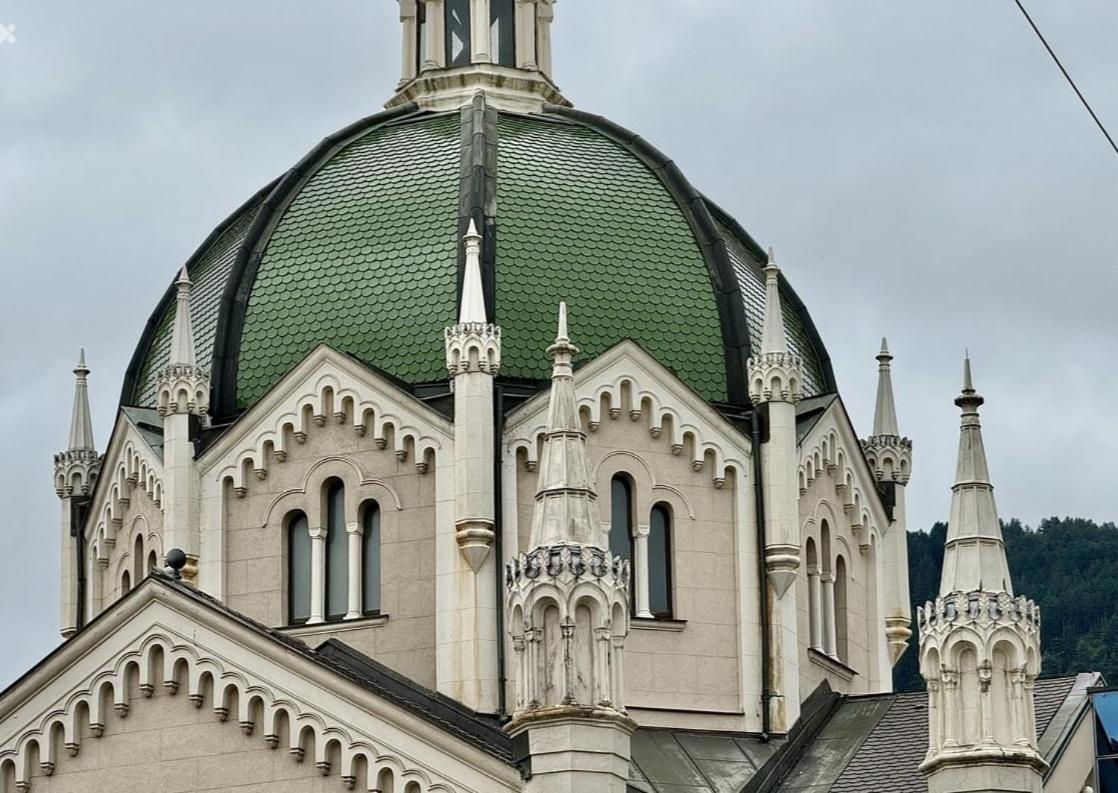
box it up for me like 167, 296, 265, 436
775, 676, 1084, 793
144, 570, 514, 762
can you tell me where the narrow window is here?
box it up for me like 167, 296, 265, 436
288, 511, 311, 624
445, 0, 472, 66
648, 504, 673, 618
490, 0, 516, 66
132, 534, 144, 583
835, 555, 849, 663
325, 481, 348, 621
121, 570, 131, 595
147, 549, 158, 576
609, 476, 633, 563
362, 502, 381, 614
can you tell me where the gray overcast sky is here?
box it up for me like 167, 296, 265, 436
1, 1, 1116, 688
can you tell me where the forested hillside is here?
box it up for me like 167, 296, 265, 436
894, 517, 1118, 692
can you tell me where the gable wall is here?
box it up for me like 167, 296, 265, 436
513, 404, 748, 722
219, 416, 438, 688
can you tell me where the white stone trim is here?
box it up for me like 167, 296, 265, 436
0, 581, 520, 793
505, 340, 752, 488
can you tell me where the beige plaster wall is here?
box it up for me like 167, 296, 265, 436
96, 492, 165, 611
219, 419, 437, 688
9, 676, 376, 793
796, 482, 877, 697
513, 408, 744, 717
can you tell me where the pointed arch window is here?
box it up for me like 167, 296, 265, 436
147, 549, 158, 576
648, 504, 673, 618
288, 511, 312, 624
132, 534, 144, 584
445, 0, 472, 66
121, 570, 131, 595
609, 476, 634, 564
362, 501, 382, 615
835, 555, 849, 664
325, 481, 348, 621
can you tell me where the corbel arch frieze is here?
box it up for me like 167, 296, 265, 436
87, 418, 166, 556
591, 449, 697, 522
0, 628, 487, 793
259, 456, 405, 529
201, 346, 452, 499
504, 342, 751, 490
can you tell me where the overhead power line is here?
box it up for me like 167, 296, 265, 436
1012, 0, 1118, 158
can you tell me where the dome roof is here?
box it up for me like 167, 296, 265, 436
122, 101, 834, 417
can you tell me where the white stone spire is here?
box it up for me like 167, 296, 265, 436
748, 249, 802, 404
68, 350, 96, 452
54, 350, 100, 498
158, 267, 209, 417
458, 219, 486, 325
872, 338, 899, 436
918, 356, 1045, 793
939, 356, 1012, 596
170, 267, 196, 368
527, 302, 600, 548
860, 338, 914, 667
506, 303, 634, 792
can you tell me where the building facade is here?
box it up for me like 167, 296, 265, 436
1, 3, 1099, 792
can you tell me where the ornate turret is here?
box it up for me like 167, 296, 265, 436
158, 267, 206, 580
506, 303, 634, 792
54, 350, 100, 499
390, 0, 566, 112
55, 350, 101, 638
918, 358, 1045, 793
157, 268, 209, 418
860, 338, 914, 665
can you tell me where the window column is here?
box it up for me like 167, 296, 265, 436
346, 521, 362, 620
821, 571, 837, 658
399, 0, 419, 84
807, 564, 823, 651
308, 525, 326, 624
470, 0, 490, 63
633, 523, 652, 619
423, 0, 446, 70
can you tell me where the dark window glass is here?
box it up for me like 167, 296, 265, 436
1099, 757, 1118, 793
609, 477, 633, 562
445, 0, 471, 66
288, 512, 311, 623
649, 505, 672, 617
121, 570, 131, 595
490, 0, 515, 66
325, 482, 348, 620
362, 502, 381, 614
133, 534, 144, 583
416, 1, 427, 71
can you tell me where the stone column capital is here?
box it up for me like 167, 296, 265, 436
308, 526, 327, 541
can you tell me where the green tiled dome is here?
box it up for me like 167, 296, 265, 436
122, 104, 834, 415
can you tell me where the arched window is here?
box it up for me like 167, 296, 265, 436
362, 501, 381, 615
445, 0, 471, 66
490, 0, 516, 66
609, 476, 633, 564
325, 481, 348, 621
132, 534, 144, 583
147, 549, 158, 576
835, 555, 849, 664
648, 504, 673, 618
287, 511, 311, 624
121, 570, 131, 595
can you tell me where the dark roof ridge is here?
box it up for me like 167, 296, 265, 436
542, 104, 753, 406
209, 102, 424, 420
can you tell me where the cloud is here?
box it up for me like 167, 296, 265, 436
1, 0, 1115, 687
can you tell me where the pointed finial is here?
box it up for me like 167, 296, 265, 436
457, 219, 487, 325
175, 266, 192, 290
877, 337, 892, 363
955, 352, 984, 414
758, 247, 788, 356
169, 266, 197, 368
74, 348, 89, 377
765, 246, 778, 275
465, 218, 481, 243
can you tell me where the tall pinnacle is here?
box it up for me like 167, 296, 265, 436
939, 356, 1013, 596
760, 248, 788, 355
528, 303, 600, 549
68, 349, 96, 452
872, 338, 900, 436
458, 220, 487, 325
170, 267, 196, 367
